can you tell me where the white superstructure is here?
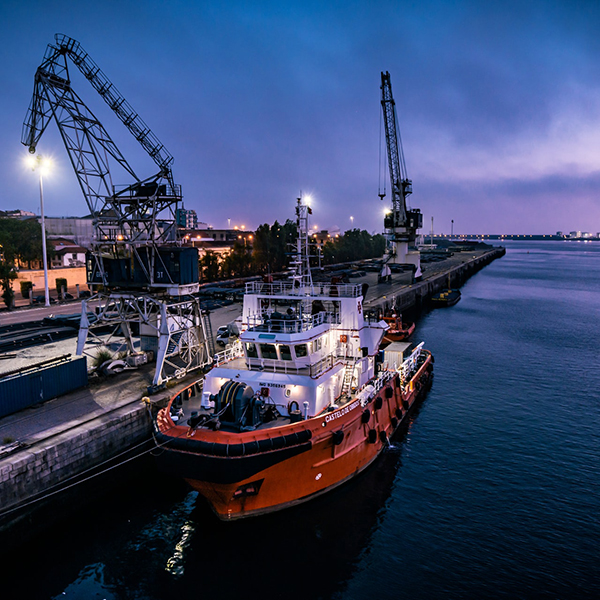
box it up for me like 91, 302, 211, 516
204, 198, 388, 419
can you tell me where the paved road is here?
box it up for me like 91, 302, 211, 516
0, 301, 90, 326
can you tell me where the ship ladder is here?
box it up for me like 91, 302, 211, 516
341, 357, 357, 397
202, 312, 216, 357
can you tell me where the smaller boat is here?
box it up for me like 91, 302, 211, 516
382, 313, 415, 344
430, 289, 461, 307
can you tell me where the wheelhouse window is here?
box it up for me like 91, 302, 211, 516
260, 343, 278, 360
279, 345, 292, 360
246, 342, 258, 358
295, 344, 308, 358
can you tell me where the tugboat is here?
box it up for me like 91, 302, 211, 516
153, 198, 434, 520
381, 313, 415, 345
430, 288, 461, 307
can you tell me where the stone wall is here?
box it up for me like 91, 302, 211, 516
11, 266, 89, 295
0, 400, 153, 526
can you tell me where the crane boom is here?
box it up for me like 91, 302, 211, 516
21, 35, 207, 387
21, 33, 189, 292
23, 34, 173, 180
379, 71, 422, 278
381, 70, 411, 226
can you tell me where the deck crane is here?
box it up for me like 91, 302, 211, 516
22, 34, 211, 386
379, 71, 423, 279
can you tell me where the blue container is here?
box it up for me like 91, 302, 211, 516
0, 357, 88, 418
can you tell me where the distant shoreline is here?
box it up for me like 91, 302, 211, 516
431, 235, 599, 242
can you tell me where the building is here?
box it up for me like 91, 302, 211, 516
0, 209, 36, 219
44, 216, 94, 247
50, 238, 87, 268
311, 227, 341, 249
176, 208, 199, 229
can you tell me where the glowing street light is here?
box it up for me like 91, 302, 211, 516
350, 215, 354, 227
26, 154, 52, 307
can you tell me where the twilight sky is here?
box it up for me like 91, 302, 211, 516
1, 0, 600, 235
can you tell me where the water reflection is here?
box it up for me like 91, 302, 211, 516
4, 415, 420, 600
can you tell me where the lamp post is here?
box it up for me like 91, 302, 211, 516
28, 155, 51, 307
350, 215, 354, 228
451, 219, 454, 239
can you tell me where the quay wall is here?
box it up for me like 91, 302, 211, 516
373, 247, 505, 313
0, 396, 168, 540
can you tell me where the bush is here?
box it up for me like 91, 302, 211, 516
55, 277, 67, 296
92, 347, 113, 369
20, 280, 33, 299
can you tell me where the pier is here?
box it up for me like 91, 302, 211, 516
0, 245, 504, 543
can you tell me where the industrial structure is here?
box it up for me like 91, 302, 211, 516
379, 71, 423, 278
22, 34, 211, 385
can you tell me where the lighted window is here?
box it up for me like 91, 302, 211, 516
279, 345, 292, 361
295, 344, 308, 358
246, 343, 258, 358
260, 344, 277, 360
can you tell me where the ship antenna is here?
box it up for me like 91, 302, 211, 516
291, 195, 313, 290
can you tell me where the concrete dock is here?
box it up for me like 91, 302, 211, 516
0, 245, 504, 542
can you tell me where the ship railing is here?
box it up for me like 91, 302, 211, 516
214, 340, 244, 366
245, 281, 362, 298
399, 342, 424, 384
244, 351, 340, 378
245, 310, 340, 334
373, 368, 395, 392
309, 353, 336, 378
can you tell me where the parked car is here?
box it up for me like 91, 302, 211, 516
33, 295, 56, 304
216, 326, 229, 346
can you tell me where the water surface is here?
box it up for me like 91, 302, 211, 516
4, 240, 600, 599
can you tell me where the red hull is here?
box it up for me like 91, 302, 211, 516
154, 352, 433, 520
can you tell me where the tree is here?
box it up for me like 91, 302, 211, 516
0, 218, 52, 268
0, 261, 17, 309
322, 229, 387, 265
199, 250, 220, 282
221, 241, 253, 278
252, 219, 297, 274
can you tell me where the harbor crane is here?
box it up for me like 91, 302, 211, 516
22, 34, 211, 386
379, 71, 423, 279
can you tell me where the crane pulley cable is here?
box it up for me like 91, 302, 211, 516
378, 103, 386, 200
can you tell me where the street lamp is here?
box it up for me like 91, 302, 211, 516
350, 215, 354, 228
26, 154, 52, 307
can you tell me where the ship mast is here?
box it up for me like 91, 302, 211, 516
291, 196, 313, 290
